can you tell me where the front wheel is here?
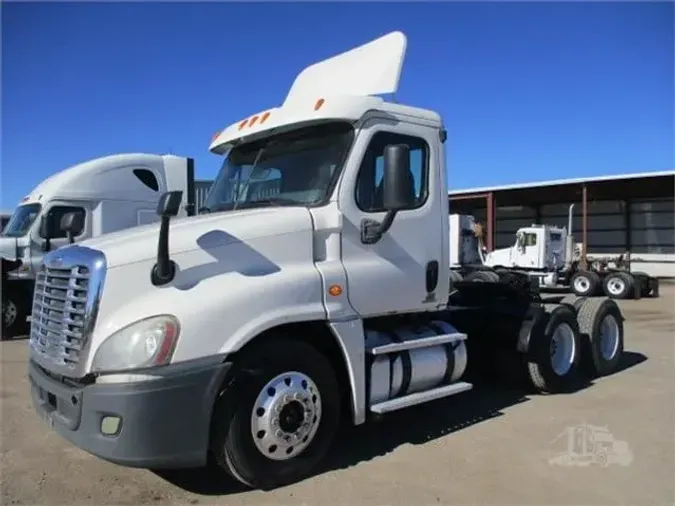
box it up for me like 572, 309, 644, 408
2, 292, 29, 340
210, 338, 341, 490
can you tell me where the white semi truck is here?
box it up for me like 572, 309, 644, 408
1, 153, 203, 338
27, 32, 627, 490
1, 211, 11, 232
448, 210, 660, 299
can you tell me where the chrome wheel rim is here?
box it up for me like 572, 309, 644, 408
573, 277, 590, 293
599, 314, 620, 361
550, 323, 576, 376
3, 299, 17, 328
606, 277, 626, 296
250, 371, 322, 461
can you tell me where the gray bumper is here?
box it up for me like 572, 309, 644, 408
28, 357, 231, 469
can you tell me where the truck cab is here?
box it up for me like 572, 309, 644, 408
485, 224, 568, 272
1, 153, 196, 337
26, 31, 626, 491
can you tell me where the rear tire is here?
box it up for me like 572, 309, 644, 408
602, 272, 633, 300
449, 270, 463, 288
570, 270, 600, 297
576, 297, 624, 377
525, 304, 582, 393
210, 338, 340, 490
465, 270, 498, 283
559, 294, 586, 313
630, 271, 652, 297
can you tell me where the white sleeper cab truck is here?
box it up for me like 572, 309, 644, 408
27, 33, 628, 490
448, 207, 659, 300
1, 153, 198, 338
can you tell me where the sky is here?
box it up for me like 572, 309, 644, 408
1, 1, 673, 208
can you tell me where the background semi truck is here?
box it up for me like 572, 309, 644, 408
1, 153, 213, 338
1, 211, 11, 232
448, 210, 659, 299
27, 32, 627, 491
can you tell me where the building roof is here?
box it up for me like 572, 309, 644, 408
448, 169, 675, 208
449, 169, 675, 196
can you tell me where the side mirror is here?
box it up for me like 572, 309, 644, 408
60, 212, 84, 244
156, 190, 183, 217
382, 144, 414, 211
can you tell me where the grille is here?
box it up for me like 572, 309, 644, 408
30, 265, 90, 369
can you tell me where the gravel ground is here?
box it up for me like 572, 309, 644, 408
1, 287, 674, 505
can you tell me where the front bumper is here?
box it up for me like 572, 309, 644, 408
28, 357, 231, 469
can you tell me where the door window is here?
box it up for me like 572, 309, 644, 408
40, 206, 86, 239
355, 132, 429, 212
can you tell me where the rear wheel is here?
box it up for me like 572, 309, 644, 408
602, 272, 633, 300
559, 294, 586, 313
576, 297, 624, 376
449, 270, 463, 288
465, 270, 498, 283
210, 338, 340, 490
525, 304, 582, 393
631, 271, 652, 297
570, 270, 599, 297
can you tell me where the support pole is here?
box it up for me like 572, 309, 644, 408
486, 192, 495, 252
581, 184, 588, 270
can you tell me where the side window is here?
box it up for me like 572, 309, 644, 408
525, 233, 537, 246
355, 131, 429, 212
133, 168, 159, 192
41, 206, 86, 239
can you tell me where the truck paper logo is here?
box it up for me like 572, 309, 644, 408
548, 423, 633, 468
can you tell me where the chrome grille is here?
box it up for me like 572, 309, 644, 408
29, 246, 106, 378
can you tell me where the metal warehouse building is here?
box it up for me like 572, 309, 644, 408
448, 170, 675, 278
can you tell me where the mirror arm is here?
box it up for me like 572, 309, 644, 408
360, 210, 398, 245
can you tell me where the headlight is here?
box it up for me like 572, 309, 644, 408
91, 315, 180, 373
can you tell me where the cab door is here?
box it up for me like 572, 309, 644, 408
338, 118, 446, 317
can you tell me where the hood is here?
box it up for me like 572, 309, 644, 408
77, 207, 315, 268
484, 247, 512, 267
0, 236, 18, 261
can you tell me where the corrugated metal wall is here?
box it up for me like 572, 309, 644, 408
453, 196, 675, 277
194, 180, 213, 210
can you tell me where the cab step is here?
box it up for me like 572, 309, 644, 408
368, 332, 467, 355
370, 381, 473, 414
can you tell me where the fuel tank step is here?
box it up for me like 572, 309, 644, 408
370, 381, 473, 414
368, 332, 467, 355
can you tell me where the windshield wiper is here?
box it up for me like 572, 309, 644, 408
251, 197, 301, 207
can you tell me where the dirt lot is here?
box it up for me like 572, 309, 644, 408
2, 287, 674, 505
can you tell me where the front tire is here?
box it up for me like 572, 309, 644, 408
210, 338, 340, 490
2, 292, 29, 340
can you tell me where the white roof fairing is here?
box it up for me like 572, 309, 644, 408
283, 31, 407, 107
209, 31, 412, 153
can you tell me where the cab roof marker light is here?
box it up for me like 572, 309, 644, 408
249, 115, 260, 127
238, 119, 249, 131
314, 98, 325, 111
260, 111, 271, 123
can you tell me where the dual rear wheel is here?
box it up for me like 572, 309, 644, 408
524, 297, 624, 393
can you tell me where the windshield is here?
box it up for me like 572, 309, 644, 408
1, 203, 41, 238
203, 122, 354, 213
